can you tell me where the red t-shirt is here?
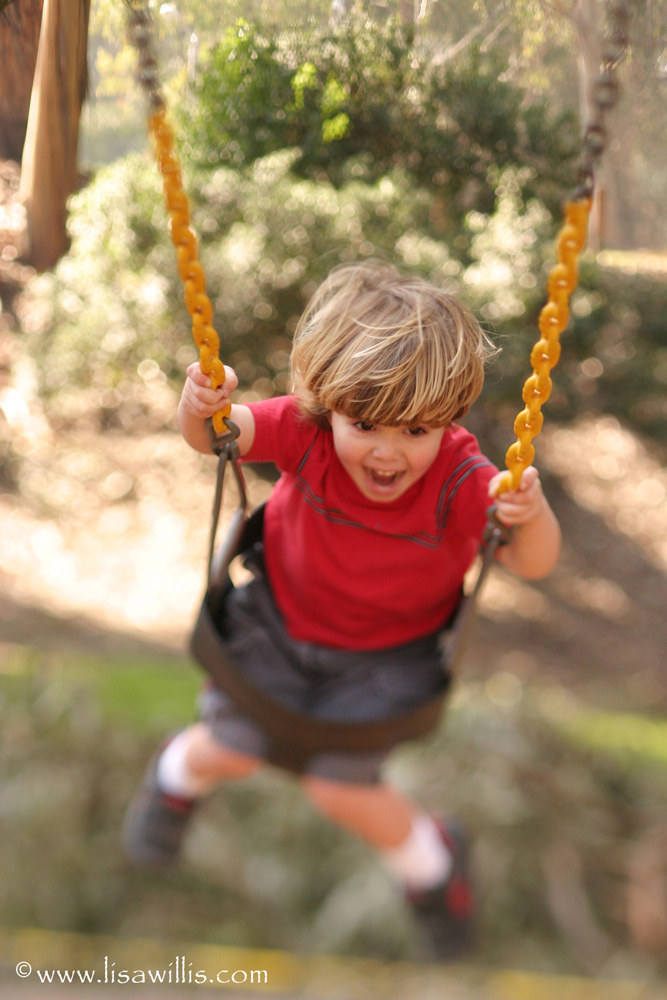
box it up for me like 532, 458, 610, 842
244, 396, 497, 650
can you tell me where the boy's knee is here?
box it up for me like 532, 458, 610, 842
300, 773, 372, 809
183, 723, 263, 781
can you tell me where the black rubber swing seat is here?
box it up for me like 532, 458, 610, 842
189, 504, 451, 775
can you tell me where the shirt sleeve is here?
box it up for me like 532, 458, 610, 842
243, 395, 319, 473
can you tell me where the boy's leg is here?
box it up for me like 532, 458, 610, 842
158, 722, 262, 795
301, 774, 473, 957
301, 775, 451, 886
123, 723, 262, 868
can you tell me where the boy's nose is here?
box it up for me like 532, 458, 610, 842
372, 431, 401, 461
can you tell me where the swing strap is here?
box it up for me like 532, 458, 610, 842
443, 510, 511, 673
205, 418, 248, 587
127, 2, 231, 436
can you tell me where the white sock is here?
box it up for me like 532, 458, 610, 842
381, 813, 453, 892
156, 730, 216, 799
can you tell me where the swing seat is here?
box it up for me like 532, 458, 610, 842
190, 504, 451, 775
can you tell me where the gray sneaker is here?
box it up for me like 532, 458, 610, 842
122, 736, 198, 869
406, 818, 475, 959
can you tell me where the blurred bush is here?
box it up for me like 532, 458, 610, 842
20, 148, 667, 447
79, 95, 149, 168
15, 13, 667, 449
184, 13, 578, 226
21, 148, 466, 431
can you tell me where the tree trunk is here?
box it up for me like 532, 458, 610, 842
19, 0, 90, 271
0, 0, 45, 161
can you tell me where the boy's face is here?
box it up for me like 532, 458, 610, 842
330, 412, 446, 503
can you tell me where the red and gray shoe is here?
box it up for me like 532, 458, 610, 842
122, 735, 198, 869
406, 818, 475, 960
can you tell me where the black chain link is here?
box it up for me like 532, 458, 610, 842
125, 1, 165, 114
572, 0, 630, 202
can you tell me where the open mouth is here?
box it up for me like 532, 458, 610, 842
365, 467, 404, 489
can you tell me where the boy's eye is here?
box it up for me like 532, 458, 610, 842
407, 426, 427, 437
355, 421, 375, 432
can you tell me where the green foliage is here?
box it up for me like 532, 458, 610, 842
189, 21, 294, 168
24, 157, 176, 431
24, 149, 464, 428
559, 708, 667, 771
79, 97, 149, 168
17, 4, 667, 444
449, 173, 667, 443
183, 14, 579, 224
558, 267, 667, 440
22, 144, 667, 446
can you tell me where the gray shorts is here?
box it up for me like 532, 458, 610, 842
198, 574, 451, 784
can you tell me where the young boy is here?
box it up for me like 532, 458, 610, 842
123, 262, 561, 955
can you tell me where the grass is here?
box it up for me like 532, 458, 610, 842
0, 643, 200, 734
557, 710, 667, 773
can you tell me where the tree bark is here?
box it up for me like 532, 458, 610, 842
0, 0, 45, 161
19, 0, 90, 271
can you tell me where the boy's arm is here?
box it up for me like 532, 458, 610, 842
488, 466, 561, 580
177, 362, 256, 456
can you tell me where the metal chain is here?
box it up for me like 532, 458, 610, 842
573, 0, 630, 202
125, 1, 230, 437
496, 0, 629, 494
496, 200, 590, 492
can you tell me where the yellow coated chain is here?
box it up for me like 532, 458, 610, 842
495, 1, 628, 495
148, 108, 230, 436
495, 199, 590, 495
127, 3, 230, 437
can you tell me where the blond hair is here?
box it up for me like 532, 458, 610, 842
291, 261, 498, 428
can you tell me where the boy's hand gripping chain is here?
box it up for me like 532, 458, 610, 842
495, 0, 629, 497
126, 2, 230, 437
